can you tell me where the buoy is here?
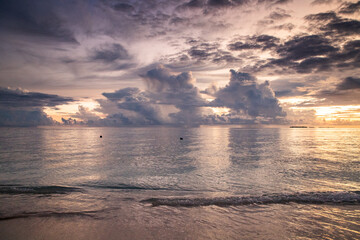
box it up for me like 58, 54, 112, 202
100, 135, 102, 138
180, 137, 183, 140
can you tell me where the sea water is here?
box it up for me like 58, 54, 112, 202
0, 126, 359, 239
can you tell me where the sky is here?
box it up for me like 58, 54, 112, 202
0, 0, 359, 126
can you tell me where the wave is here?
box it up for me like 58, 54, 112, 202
0, 210, 100, 221
0, 185, 83, 195
141, 191, 360, 207
83, 183, 165, 190
81, 183, 194, 191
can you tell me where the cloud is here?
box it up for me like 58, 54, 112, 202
257, 0, 292, 6
112, 3, 136, 12
102, 88, 141, 101
141, 65, 207, 125
0, 109, 54, 127
271, 79, 307, 97
172, 40, 240, 65
276, 35, 338, 61
0, 87, 74, 126
177, 0, 290, 14
337, 77, 360, 90
268, 9, 291, 20
142, 65, 197, 92
95, 66, 210, 126
0, 87, 74, 108
99, 87, 162, 125
305, 11, 338, 22
325, 18, 360, 35
0, 1, 77, 43
339, 1, 360, 14
61, 117, 78, 125
271, 23, 295, 31
311, 0, 333, 5
90, 43, 130, 63
177, 0, 248, 11
306, 76, 360, 106
228, 34, 279, 51
306, 10, 360, 36
210, 70, 286, 119
254, 33, 360, 74
71, 105, 100, 122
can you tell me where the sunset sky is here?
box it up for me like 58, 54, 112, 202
0, 0, 359, 126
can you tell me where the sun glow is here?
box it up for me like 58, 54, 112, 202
211, 107, 230, 115
44, 99, 104, 122
279, 97, 318, 105
314, 105, 360, 121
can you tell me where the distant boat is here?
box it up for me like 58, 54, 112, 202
290, 126, 308, 128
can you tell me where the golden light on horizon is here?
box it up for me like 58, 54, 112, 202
314, 105, 360, 122
44, 99, 105, 123
289, 105, 360, 124
211, 107, 230, 115
279, 97, 318, 105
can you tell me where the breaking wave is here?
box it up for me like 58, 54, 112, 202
142, 191, 360, 207
0, 185, 82, 195
81, 183, 194, 191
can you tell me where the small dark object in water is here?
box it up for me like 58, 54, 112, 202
100, 135, 102, 138
180, 137, 183, 140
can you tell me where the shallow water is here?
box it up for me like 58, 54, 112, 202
0, 126, 359, 239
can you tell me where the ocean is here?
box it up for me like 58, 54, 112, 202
0, 126, 359, 239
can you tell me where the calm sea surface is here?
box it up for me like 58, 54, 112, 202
0, 127, 359, 239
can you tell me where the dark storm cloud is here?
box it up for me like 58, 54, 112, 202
98, 66, 207, 126
257, 0, 292, 5
306, 11, 360, 36
339, 1, 360, 14
311, 0, 333, 5
112, 3, 135, 12
90, 43, 130, 63
167, 40, 240, 65
102, 88, 141, 101
212, 51, 240, 63
245, 9, 360, 75
0, 0, 77, 43
0, 109, 54, 127
0, 87, 74, 108
305, 11, 338, 22
117, 101, 161, 124
276, 35, 338, 61
100, 87, 162, 125
313, 76, 360, 105
210, 70, 285, 118
268, 8, 291, 20
228, 34, 279, 51
337, 77, 360, 90
141, 66, 207, 121
330, 39, 360, 67
271, 23, 295, 31
141, 65, 197, 92
296, 57, 332, 73
228, 42, 262, 50
0, 87, 74, 126
178, 0, 247, 10
271, 79, 307, 97
187, 42, 220, 61
258, 35, 360, 74
268, 11, 290, 20
177, 0, 290, 12
324, 18, 360, 35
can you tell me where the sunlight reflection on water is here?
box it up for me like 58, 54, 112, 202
0, 127, 359, 239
